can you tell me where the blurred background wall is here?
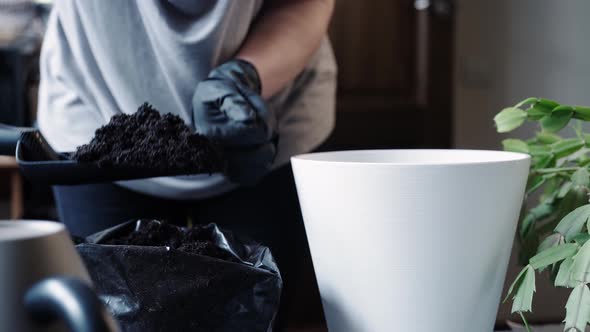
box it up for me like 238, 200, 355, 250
454, 0, 590, 324
455, 0, 590, 149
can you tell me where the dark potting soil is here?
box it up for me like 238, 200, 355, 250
103, 221, 238, 262
73, 103, 223, 173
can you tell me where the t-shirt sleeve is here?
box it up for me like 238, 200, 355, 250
37, 2, 104, 152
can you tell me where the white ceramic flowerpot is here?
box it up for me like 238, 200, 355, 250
291, 149, 530, 332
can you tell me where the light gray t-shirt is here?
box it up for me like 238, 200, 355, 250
38, 0, 336, 199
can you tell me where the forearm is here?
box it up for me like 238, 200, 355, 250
236, 0, 334, 99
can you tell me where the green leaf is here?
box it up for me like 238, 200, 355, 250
526, 176, 546, 195
495, 107, 528, 133
571, 240, 590, 283
502, 139, 530, 154
572, 168, 590, 188
536, 234, 565, 275
528, 103, 554, 120
551, 138, 585, 159
528, 107, 550, 120
538, 233, 563, 252
529, 144, 552, 156
556, 257, 577, 288
573, 233, 590, 246
555, 205, 590, 241
538, 98, 560, 110
510, 265, 536, 313
564, 284, 590, 331
578, 156, 590, 167
551, 256, 562, 281
541, 178, 561, 204
541, 108, 573, 133
515, 97, 539, 108
551, 105, 574, 113
573, 106, 590, 121
534, 153, 555, 170
505, 266, 529, 303
553, 105, 576, 114
559, 182, 574, 199
536, 132, 562, 145
530, 243, 578, 270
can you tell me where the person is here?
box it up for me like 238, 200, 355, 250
37, 0, 337, 329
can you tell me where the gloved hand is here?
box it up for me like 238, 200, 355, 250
192, 59, 277, 185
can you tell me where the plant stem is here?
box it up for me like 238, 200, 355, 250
519, 312, 532, 332
535, 167, 579, 174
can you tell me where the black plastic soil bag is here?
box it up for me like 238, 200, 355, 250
75, 220, 282, 332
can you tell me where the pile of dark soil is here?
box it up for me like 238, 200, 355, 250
103, 221, 238, 262
73, 103, 223, 174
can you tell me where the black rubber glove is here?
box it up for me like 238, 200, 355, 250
192, 59, 277, 185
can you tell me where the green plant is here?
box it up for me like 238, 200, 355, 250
495, 97, 590, 332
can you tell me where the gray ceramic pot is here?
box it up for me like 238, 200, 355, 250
0, 220, 117, 332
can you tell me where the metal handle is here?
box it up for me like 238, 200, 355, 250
24, 276, 118, 332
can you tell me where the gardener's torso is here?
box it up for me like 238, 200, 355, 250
38, 0, 336, 199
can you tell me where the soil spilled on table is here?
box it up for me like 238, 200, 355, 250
103, 221, 238, 262
73, 103, 223, 174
